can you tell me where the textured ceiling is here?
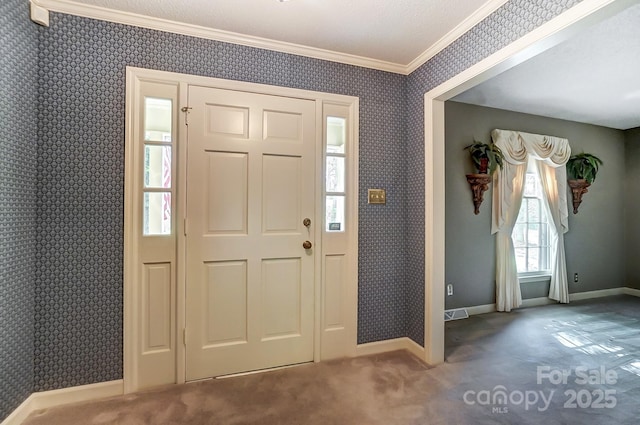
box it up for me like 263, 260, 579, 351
453, 2, 640, 130
69, 0, 494, 65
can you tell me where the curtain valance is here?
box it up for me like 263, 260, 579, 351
491, 129, 571, 167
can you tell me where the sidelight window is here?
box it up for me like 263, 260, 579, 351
143, 97, 173, 235
325, 116, 346, 232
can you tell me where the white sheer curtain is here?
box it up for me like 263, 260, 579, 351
492, 159, 526, 312
536, 161, 570, 303
491, 129, 571, 312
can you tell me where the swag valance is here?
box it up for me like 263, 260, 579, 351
491, 129, 571, 166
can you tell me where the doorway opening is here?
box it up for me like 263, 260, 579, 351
423, 0, 634, 365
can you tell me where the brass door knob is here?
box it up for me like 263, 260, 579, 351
303, 240, 312, 249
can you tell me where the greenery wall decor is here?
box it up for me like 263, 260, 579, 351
566, 152, 603, 213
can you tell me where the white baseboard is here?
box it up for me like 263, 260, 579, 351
404, 337, 426, 359
1, 397, 35, 425
569, 287, 624, 301
462, 296, 557, 316
464, 287, 634, 316
466, 303, 496, 315
522, 297, 556, 308
1, 380, 123, 425
356, 337, 425, 360
622, 287, 640, 297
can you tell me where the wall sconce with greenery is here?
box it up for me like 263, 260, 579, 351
464, 140, 504, 214
566, 152, 603, 214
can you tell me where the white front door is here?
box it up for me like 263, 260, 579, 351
185, 86, 316, 380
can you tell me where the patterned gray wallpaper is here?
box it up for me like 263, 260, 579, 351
34, 13, 408, 390
1, 0, 592, 408
0, 0, 37, 420
405, 0, 584, 346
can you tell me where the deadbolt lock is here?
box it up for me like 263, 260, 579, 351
303, 218, 311, 227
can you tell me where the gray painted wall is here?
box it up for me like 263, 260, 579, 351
625, 127, 640, 289
0, 0, 37, 420
445, 101, 626, 309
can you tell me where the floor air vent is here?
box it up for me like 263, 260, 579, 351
444, 308, 469, 321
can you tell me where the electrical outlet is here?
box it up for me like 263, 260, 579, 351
574, 273, 579, 283
447, 283, 454, 296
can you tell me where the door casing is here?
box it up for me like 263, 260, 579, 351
124, 67, 359, 392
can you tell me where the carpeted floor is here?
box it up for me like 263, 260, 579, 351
24, 295, 640, 424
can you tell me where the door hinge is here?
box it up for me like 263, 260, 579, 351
183, 328, 187, 346
181, 106, 192, 125
184, 218, 188, 236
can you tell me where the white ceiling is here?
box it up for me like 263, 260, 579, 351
61, 0, 500, 69
452, 2, 640, 130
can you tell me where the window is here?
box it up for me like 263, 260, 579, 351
325, 116, 346, 232
512, 159, 550, 275
142, 96, 173, 235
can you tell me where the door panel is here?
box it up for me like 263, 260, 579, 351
262, 155, 301, 233
206, 104, 249, 138
263, 110, 303, 142
143, 263, 172, 353
186, 86, 315, 380
206, 152, 248, 234
261, 258, 302, 340
204, 261, 247, 347
323, 255, 346, 330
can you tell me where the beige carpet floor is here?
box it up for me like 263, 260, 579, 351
23, 295, 640, 424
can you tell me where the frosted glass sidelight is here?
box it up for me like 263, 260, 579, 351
144, 192, 171, 235
144, 145, 172, 188
326, 116, 345, 154
326, 156, 345, 193
144, 97, 172, 142
326, 195, 345, 232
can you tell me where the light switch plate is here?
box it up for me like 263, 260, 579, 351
368, 189, 386, 204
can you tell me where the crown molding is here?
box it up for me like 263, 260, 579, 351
31, 0, 407, 74
406, 0, 510, 74
32, 0, 510, 75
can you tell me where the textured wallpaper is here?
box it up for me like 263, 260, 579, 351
0, 0, 37, 420
2, 0, 591, 405
34, 13, 408, 390
405, 0, 584, 345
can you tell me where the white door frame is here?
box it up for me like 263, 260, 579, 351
125, 67, 359, 392
423, 0, 634, 364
